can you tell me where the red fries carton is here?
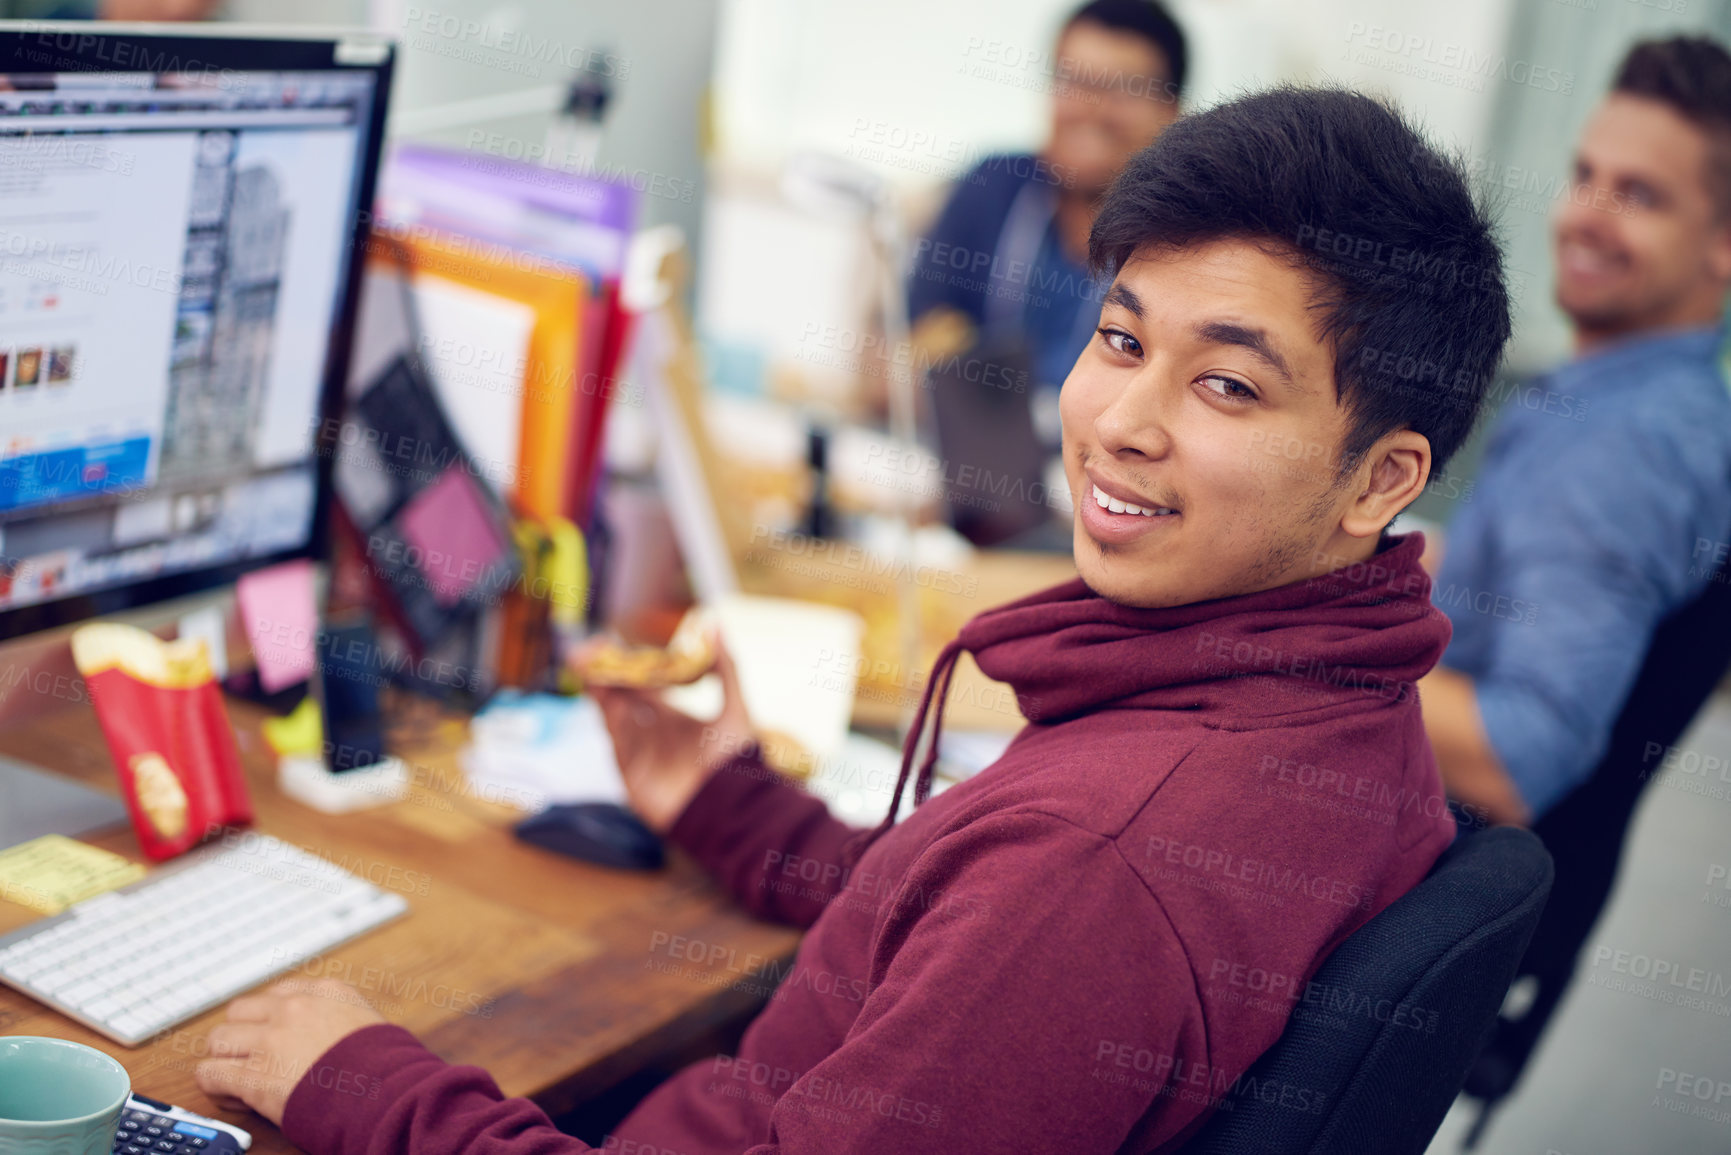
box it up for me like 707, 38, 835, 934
71, 623, 254, 861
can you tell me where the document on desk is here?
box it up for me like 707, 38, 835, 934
460, 691, 627, 810
0, 834, 144, 916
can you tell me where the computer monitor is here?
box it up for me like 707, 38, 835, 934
0, 25, 393, 847
0, 24, 393, 641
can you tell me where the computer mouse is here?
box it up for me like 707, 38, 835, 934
514, 802, 666, 871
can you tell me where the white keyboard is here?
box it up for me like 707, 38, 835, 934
0, 833, 408, 1047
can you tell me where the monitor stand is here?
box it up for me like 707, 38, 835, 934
0, 755, 130, 852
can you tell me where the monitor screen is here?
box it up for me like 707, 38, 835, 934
0, 29, 391, 639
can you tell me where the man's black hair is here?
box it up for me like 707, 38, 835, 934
1063, 0, 1187, 101
1614, 36, 1731, 216
1089, 86, 1510, 472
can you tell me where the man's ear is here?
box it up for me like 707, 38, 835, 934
1340, 430, 1430, 539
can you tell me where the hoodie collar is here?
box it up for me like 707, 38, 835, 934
963, 530, 1448, 725
846, 533, 1448, 866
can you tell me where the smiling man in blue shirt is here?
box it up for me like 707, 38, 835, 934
1422, 37, 1731, 826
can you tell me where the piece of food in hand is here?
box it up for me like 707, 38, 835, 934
574, 635, 717, 689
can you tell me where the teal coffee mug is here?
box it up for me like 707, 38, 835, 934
0, 1036, 131, 1154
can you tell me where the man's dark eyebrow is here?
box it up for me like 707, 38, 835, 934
1103, 283, 1145, 319
1194, 320, 1301, 390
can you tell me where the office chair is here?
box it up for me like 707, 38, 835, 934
1459, 550, 1731, 1146
1180, 826, 1553, 1155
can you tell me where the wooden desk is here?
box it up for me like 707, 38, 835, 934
0, 697, 802, 1150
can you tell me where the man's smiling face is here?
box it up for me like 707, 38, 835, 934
1061, 238, 1419, 608
1554, 93, 1731, 346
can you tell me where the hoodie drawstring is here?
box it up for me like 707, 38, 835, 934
842, 637, 966, 871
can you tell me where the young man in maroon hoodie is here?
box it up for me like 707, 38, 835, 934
195, 86, 1513, 1154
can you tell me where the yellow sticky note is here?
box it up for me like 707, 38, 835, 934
0, 835, 145, 915
263, 695, 324, 757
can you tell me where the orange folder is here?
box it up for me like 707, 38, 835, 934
365, 233, 588, 523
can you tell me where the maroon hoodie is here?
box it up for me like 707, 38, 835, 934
283, 532, 1456, 1155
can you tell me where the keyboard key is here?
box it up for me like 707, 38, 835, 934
27, 969, 75, 995
110, 1014, 148, 1039
133, 1008, 172, 1034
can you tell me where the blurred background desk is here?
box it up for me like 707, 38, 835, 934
0, 696, 802, 1149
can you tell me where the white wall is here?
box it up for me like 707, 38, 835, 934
221, 0, 716, 243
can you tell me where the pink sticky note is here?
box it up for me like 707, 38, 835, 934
236, 559, 317, 693
397, 466, 507, 606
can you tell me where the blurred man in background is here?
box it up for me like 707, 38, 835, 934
906, 0, 1186, 508
1422, 36, 1731, 827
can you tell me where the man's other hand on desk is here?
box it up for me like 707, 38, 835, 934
194, 978, 387, 1125
585, 636, 757, 833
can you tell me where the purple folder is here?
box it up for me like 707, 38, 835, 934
378, 143, 639, 279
